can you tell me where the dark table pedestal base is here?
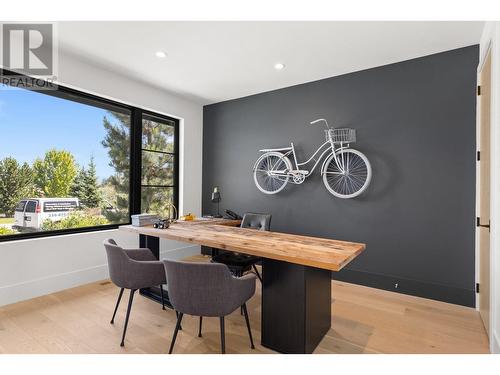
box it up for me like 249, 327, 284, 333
138, 235, 173, 308
261, 259, 332, 354
139, 285, 173, 309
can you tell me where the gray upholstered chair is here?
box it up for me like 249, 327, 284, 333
212, 213, 271, 282
104, 239, 167, 347
163, 259, 256, 354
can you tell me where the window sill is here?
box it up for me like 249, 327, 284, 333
0, 224, 128, 243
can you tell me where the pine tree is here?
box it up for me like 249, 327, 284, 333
83, 157, 101, 208
70, 158, 101, 208
101, 113, 130, 222
70, 167, 86, 204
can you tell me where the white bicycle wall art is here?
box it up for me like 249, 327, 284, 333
252, 119, 372, 198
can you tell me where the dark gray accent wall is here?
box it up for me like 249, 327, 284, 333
202, 46, 479, 306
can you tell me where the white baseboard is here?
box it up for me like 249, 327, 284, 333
0, 244, 200, 307
492, 332, 500, 354
0, 264, 109, 307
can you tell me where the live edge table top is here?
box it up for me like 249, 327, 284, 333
119, 218, 365, 272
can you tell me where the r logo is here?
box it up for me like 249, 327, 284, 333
2, 23, 54, 75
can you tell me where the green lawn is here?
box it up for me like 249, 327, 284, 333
0, 217, 15, 224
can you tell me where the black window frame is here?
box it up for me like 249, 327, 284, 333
0, 69, 180, 242
139, 111, 180, 217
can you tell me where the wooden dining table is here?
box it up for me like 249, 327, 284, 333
120, 218, 365, 354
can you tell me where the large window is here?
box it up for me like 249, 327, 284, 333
0, 72, 179, 240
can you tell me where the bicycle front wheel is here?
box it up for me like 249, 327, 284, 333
253, 151, 292, 194
322, 149, 371, 198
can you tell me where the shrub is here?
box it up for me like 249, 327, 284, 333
0, 226, 17, 235
41, 211, 109, 231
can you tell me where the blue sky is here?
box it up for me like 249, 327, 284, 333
0, 87, 121, 180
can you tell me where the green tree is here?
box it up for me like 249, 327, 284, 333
0, 157, 36, 217
70, 167, 86, 203
101, 113, 131, 222
33, 149, 77, 197
84, 157, 101, 208
71, 157, 102, 208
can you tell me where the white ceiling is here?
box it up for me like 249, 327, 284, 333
57, 21, 484, 104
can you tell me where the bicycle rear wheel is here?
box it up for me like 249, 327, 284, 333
253, 152, 292, 194
322, 149, 371, 198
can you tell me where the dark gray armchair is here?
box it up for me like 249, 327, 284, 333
212, 213, 271, 282
163, 259, 256, 354
104, 239, 167, 347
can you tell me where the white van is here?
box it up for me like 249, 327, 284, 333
13, 198, 80, 231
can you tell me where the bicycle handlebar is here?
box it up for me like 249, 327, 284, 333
310, 118, 330, 128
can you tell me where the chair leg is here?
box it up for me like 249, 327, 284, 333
242, 303, 255, 349
110, 288, 124, 324
220, 316, 226, 354
169, 312, 184, 354
252, 264, 262, 283
159, 284, 166, 310
176, 310, 183, 330
198, 316, 203, 337
120, 289, 136, 347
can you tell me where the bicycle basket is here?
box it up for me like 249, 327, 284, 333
325, 128, 356, 143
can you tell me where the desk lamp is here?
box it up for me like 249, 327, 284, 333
211, 186, 222, 218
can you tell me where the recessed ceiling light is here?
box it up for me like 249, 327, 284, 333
155, 51, 167, 58
274, 63, 285, 70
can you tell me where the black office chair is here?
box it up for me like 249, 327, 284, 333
211, 213, 271, 282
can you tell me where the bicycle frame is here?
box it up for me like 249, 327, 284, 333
278, 139, 348, 177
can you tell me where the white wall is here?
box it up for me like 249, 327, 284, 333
0, 50, 204, 307
479, 21, 500, 354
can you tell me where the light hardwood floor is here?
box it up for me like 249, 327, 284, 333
0, 259, 489, 354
